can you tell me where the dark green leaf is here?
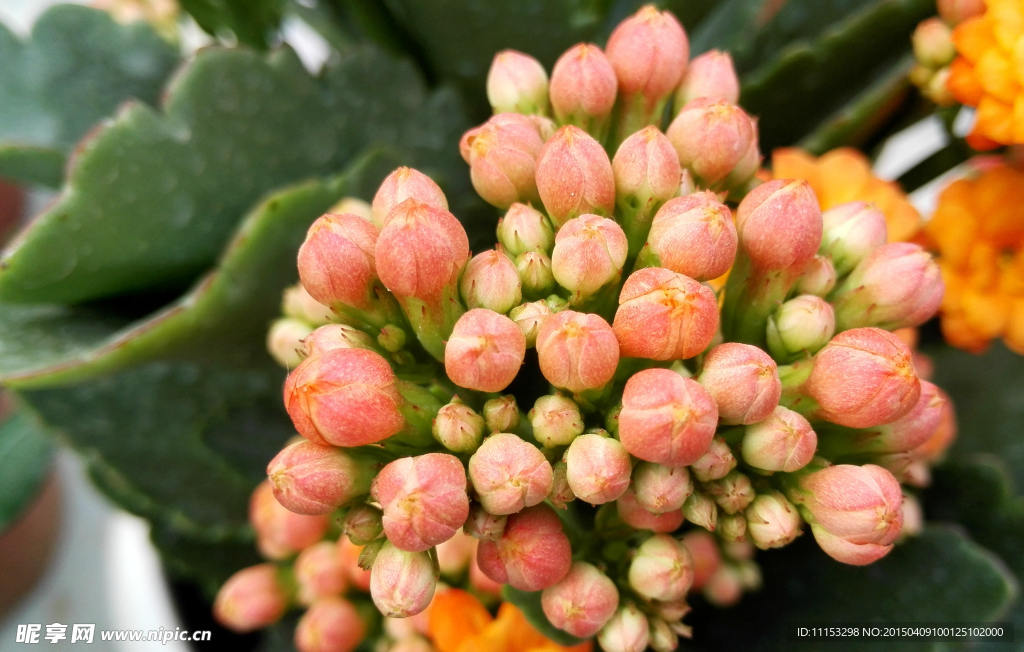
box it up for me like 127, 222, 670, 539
0, 145, 65, 188
0, 407, 55, 533
177, 0, 287, 49
502, 585, 589, 647
0, 45, 468, 305
150, 519, 261, 596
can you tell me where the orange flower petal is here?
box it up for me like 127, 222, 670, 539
952, 16, 996, 64
961, 287, 1011, 338
770, 149, 822, 197
975, 94, 1016, 143
1005, 298, 1024, 353
948, 57, 986, 106
817, 148, 872, 206
429, 589, 494, 652
941, 310, 993, 352
975, 49, 1021, 104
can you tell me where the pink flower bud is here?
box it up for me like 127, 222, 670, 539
741, 406, 817, 473
460, 249, 522, 314
478, 503, 573, 591
284, 348, 405, 447
632, 462, 693, 514
542, 561, 620, 637
469, 551, 505, 597
832, 243, 944, 331
432, 398, 485, 453
564, 433, 632, 504
536, 126, 616, 228
462, 114, 545, 208
627, 534, 694, 601
214, 564, 289, 633
445, 309, 526, 393
612, 126, 682, 218
283, 283, 334, 326
549, 44, 618, 134
370, 542, 438, 618
549, 460, 577, 508
641, 193, 737, 281
745, 492, 802, 550
464, 503, 507, 541
704, 471, 756, 514
937, 0, 985, 25
376, 199, 470, 301
689, 435, 737, 482
487, 50, 550, 115
249, 481, 329, 559
371, 453, 470, 552
302, 323, 378, 357
872, 380, 946, 453
551, 214, 628, 300
613, 267, 719, 361
536, 310, 619, 393
267, 440, 374, 515
295, 541, 348, 606
529, 394, 585, 446
295, 596, 365, 652
468, 433, 553, 515
910, 388, 956, 464
682, 491, 718, 531
676, 50, 739, 106
648, 617, 679, 652
598, 603, 650, 652
619, 368, 718, 467
702, 564, 743, 607
735, 179, 823, 272
805, 327, 921, 428
343, 504, 383, 545
475, 536, 509, 584
606, 5, 689, 111
698, 343, 781, 424
795, 255, 837, 297
497, 203, 555, 257
371, 167, 448, 229
436, 530, 477, 577
766, 295, 836, 362
796, 463, 903, 565
268, 318, 314, 368
901, 492, 924, 538
516, 252, 556, 299
666, 99, 758, 188
509, 300, 551, 347
483, 395, 520, 433
297, 213, 380, 309
819, 201, 888, 276
681, 531, 721, 590
617, 487, 686, 532
913, 18, 955, 68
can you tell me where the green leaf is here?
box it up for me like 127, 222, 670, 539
150, 519, 260, 596
0, 406, 55, 533
502, 585, 589, 647
0, 5, 178, 187
177, 0, 287, 49
0, 44, 468, 305
0, 151, 398, 389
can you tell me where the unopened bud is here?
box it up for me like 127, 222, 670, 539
497, 203, 555, 257
370, 542, 438, 618
598, 603, 650, 652
689, 436, 737, 482
509, 300, 551, 347
214, 564, 290, 632
445, 309, 526, 393
805, 327, 921, 428
468, 433, 553, 515
461, 114, 545, 209
432, 398, 485, 453
284, 348, 405, 447
471, 398, 513, 437
619, 368, 718, 467
549, 460, 577, 508
478, 503, 573, 591
436, 531, 477, 577
648, 617, 679, 652
295, 541, 348, 606
676, 50, 739, 106
460, 249, 522, 314
283, 284, 335, 327
613, 267, 719, 360
871, 380, 946, 453
294, 596, 365, 652
766, 295, 836, 362
745, 492, 801, 550
297, 213, 381, 310
536, 126, 616, 227
795, 255, 837, 297
832, 243, 944, 331
628, 534, 694, 601
536, 310, 620, 393
735, 179, 823, 272
487, 50, 550, 115
632, 463, 693, 514
819, 201, 888, 276
913, 18, 955, 68
704, 471, 756, 514
666, 99, 758, 189
617, 487, 686, 532
613, 126, 682, 255
564, 433, 632, 504
551, 214, 628, 302
640, 192, 737, 281
702, 564, 743, 607
371, 453, 470, 552
681, 531, 721, 589
529, 394, 584, 446
377, 324, 407, 353
741, 406, 817, 472
268, 318, 314, 368
372, 167, 448, 230
698, 343, 781, 424
464, 504, 507, 541
303, 323, 378, 357
717, 512, 747, 543
516, 252, 556, 299
682, 491, 718, 531
343, 504, 384, 545
937, 0, 985, 25
549, 44, 618, 138
267, 440, 375, 515
542, 561, 620, 637
249, 481, 329, 559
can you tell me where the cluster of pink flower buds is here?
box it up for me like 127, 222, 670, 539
227, 5, 955, 649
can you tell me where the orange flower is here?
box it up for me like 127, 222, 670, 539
946, 0, 1024, 149
427, 589, 592, 652
925, 163, 1024, 353
771, 147, 923, 242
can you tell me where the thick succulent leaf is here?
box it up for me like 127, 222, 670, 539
0, 406, 55, 533
177, 0, 286, 49
502, 585, 589, 647
150, 519, 260, 596
739, 0, 932, 151
683, 527, 1017, 652
0, 5, 178, 187
0, 44, 468, 305
0, 152, 396, 389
